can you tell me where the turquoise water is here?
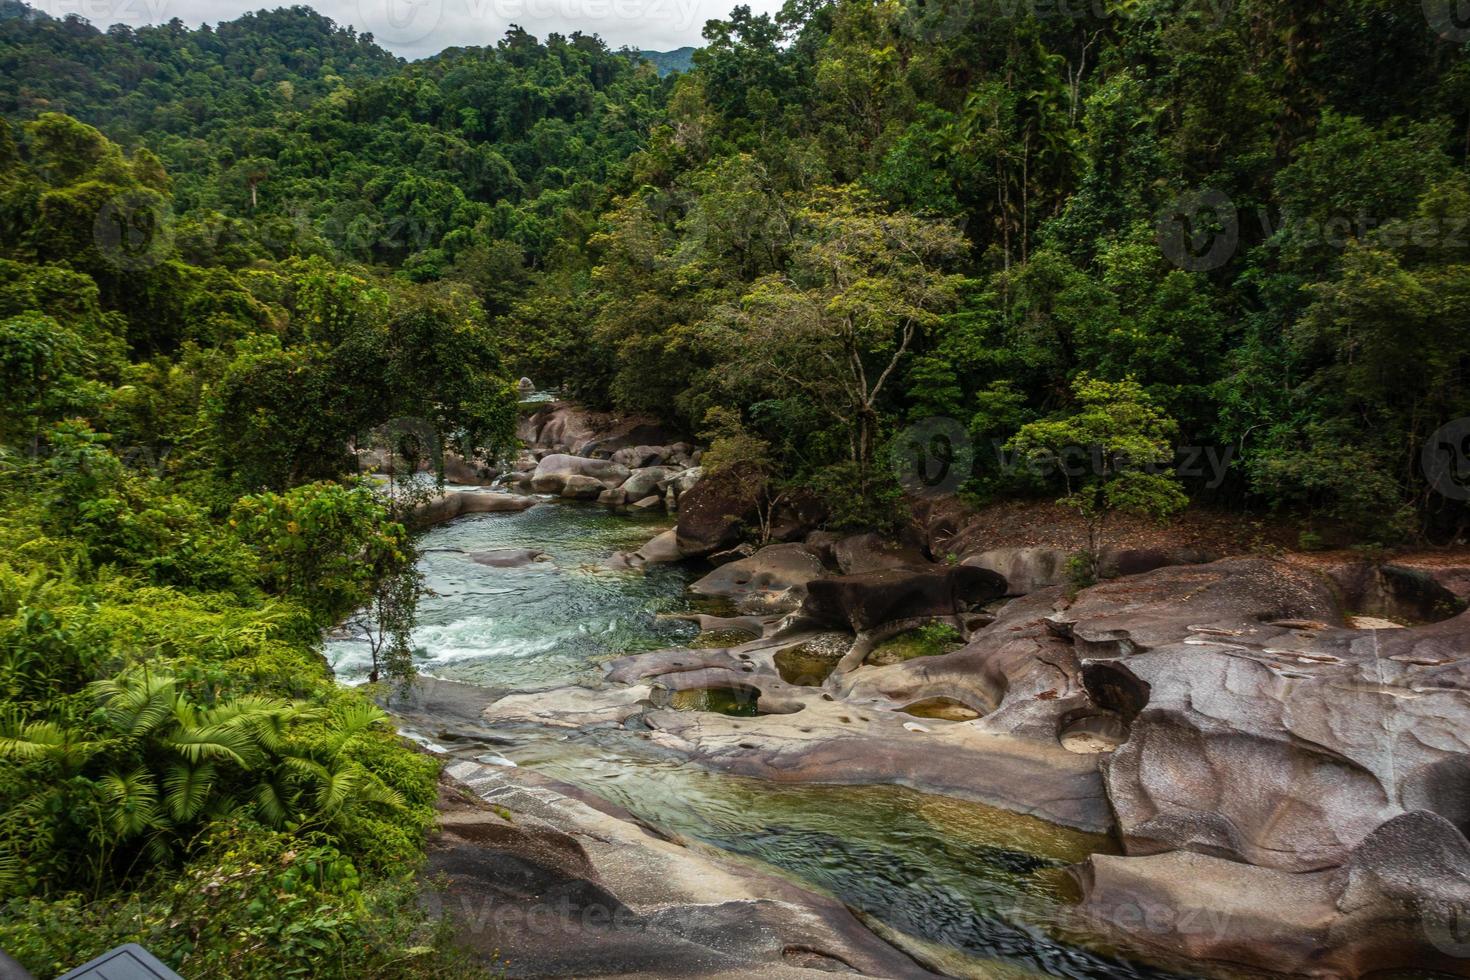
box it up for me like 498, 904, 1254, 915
326, 497, 699, 690
334, 498, 1184, 979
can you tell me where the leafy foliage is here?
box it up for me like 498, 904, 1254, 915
3, 0, 1470, 970
1008, 377, 1188, 580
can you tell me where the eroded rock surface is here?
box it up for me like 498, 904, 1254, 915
430, 764, 938, 978
518, 402, 682, 458
463, 513, 1470, 978
690, 543, 829, 613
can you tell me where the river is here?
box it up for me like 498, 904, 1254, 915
326, 496, 1186, 979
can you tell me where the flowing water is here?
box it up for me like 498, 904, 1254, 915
328, 495, 1184, 979
327, 496, 698, 690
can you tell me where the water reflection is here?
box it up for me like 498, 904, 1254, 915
345, 498, 1190, 978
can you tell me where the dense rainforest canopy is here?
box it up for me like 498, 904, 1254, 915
2, 0, 1470, 974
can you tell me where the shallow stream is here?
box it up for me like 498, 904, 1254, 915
327, 496, 1183, 979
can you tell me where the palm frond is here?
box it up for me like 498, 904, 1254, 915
281, 755, 331, 784
315, 762, 364, 814
202, 793, 245, 822
252, 780, 293, 829
201, 695, 288, 727
99, 768, 162, 838
164, 724, 262, 768
353, 771, 408, 812
322, 703, 390, 757
0, 719, 101, 771
90, 671, 179, 736
162, 761, 216, 822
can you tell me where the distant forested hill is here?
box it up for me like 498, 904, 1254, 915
0, 1, 401, 139
0, 3, 671, 287
638, 46, 695, 75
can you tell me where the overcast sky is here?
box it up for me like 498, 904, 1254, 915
35, 0, 784, 58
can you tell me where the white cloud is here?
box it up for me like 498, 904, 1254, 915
32, 0, 787, 58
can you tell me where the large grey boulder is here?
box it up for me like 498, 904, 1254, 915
832, 532, 929, 574
621, 465, 682, 501
518, 402, 682, 457
674, 465, 755, 557
409, 491, 535, 528
691, 544, 829, 614
663, 466, 704, 496
964, 545, 1213, 596
611, 445, 665, 468
432, 452, 500, 486
798, 565, 1008, 634
618, 528, 686, 566
531, 454, 631, 494
963, 547, 1070, 596
559, 474, 606, 499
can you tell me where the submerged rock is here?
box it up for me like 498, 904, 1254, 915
429, 765, 940, 978
466, 548, 547, 567
409, 491, 535, 528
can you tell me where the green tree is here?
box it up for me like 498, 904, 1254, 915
707, 187, 966, 490
0, 313, 93, 451
1006, 376, 1187, 583
230, 481, 411, 628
